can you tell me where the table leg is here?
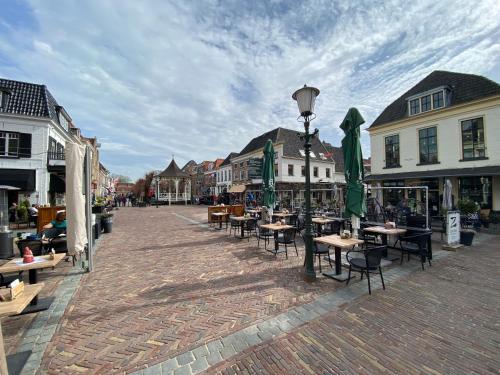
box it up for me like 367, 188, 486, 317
219, 218, 222, 230
322, 246, 351, 282
274, 232, 279, 252
0, 321, 8, 375
19, 269, 55, 315
240, 222, 244, 239
28, 269, 38, 305
381, 234, 399, 261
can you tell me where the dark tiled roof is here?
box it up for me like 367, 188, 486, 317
239, 127, 333, 161
0, 78, 60, 121
181, 160, 197, 171
159, 159, 189, 178
221, 152, 238, 167
322, 142, 344, 172
370, 71, 500, 129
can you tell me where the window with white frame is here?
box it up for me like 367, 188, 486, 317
408, 89, 447, 116
0, 131, 19, 157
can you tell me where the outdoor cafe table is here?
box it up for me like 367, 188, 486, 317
312, 217, 335, 236
259, 223, 294, 253
231, 216, 254, 239
0, 254, 66, 314
362, 226, 407, 261
211, 212, 229, 230
313, 235, 364, 282
0, 283, 44, 375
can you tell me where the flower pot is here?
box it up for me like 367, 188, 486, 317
94, 222, 101, 239
92, 206, 104, 214
102, 217, 113, 233
460, 231, 474, 246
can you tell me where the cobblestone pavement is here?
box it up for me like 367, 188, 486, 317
206, 234, 500, 375
30, 205, 499, 374
38, 206, 341, 373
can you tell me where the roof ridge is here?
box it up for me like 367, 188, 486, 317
0, 77, 46, 87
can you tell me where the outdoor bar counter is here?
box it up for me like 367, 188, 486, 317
207, 204, 244, 223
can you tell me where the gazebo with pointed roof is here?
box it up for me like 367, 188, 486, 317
155, 158, 191, 205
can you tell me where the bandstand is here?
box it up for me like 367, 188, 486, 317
155, 158, 191, 205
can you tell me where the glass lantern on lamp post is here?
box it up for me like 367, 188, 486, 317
292, 84, 320, 282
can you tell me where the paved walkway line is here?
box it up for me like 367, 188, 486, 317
133, 249, 451, 375
173, 212, 209, 229
17, 242, 102, 375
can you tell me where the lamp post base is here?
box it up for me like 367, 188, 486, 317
303, 269, 317, 282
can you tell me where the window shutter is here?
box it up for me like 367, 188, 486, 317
19, 133, 32, 158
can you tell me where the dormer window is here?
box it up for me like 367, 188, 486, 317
407, 87, 448, 116
0, 89, 10, 109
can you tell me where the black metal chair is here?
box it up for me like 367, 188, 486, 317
304, 242, 332, 272
288, 214, 298, 227
257, 224, 273, 249
358, 228, 377, 247
243, 219, 257, 241
229, 216, 239, 237
276, 228, 298, 259
48, 237, 68, 254
346, 245, 386, 295
296, 215, 305, 239
398, 231, 432, 270
16, 239, 44, 256
321, 221, 341, 236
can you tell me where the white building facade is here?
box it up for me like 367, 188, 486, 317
0, 79, 84, 206
367, 70, 500, 213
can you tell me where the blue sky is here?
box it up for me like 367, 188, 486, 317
1, 0, 500, 180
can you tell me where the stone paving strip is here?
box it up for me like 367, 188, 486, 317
132, 249, 450, 375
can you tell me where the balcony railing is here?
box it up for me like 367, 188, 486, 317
48, 151, 65, 160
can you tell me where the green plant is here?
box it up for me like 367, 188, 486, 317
17, 205, 28, 221
457, 199, 479, 215
95, 197, 106, 206
21, 199, 30, 208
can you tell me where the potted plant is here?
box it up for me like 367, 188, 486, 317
92, 197, 106, 214
457, 199, 479, 246
101, 212, 114, 233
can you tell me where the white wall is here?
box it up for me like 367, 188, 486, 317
0, 116, 51, 204
370, 99, 500, 175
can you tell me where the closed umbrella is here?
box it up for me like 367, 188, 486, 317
340, 108, 366, 237
65, 142, 87, 256
442, 179, 453, 210
375, 182, 383, 217
262, 139, 276, 216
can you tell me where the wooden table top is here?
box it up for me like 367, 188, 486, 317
231, 216, 253, 222
363, 226, 407, 235
0, 253, 66, 274
272, 213, 293, 217
260, 223, 294, 231
314, 235, 364, 248
0, 283, 44, 317
211, 212, 229, 216
312, 217, 334, 224
246, 209, 262, 213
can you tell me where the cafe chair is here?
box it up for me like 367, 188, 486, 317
321, 221, 341, 236
16, 239, 44, 256
303, 242, 332, 272
257, 224, 273, 250
296, 215, 305, 239
288, 214, 298, 227
229, 216, 239, 237
276, 228, 298, 259
243, 219, 257, 241
346, 245, 386, 295
398, 231, 432, 270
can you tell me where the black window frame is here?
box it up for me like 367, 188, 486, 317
301, 165, 305, 177
326, 168, 331, 178
288, 164, 294, 176
384, 134, 400, 168
461, 117, 485, 160
313, 166, 318, 177
418, 126, 438, 165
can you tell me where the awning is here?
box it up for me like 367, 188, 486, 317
50, 174, 66, 193
366, 165, 500, 181
229, 184, 246, 193
0, 169, 35, 190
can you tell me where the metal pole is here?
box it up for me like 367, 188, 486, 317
303, 120, 316, 281
84, 146, 93, 272
156, 177, 159, 208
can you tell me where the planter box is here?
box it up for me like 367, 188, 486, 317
460, 231, 475, 246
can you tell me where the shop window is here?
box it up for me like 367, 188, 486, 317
459, 176, 492, 209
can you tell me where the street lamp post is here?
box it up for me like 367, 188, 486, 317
292, 84, 320, 282
155, 176, 160, 208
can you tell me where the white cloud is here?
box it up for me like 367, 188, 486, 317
0, 0, 499, 179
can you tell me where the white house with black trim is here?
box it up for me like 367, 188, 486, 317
367, 70, 500, 214
0, 78, 83, 206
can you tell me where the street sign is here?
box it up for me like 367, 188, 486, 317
446, 210, 460, 245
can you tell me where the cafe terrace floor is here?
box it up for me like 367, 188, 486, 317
4, 205, 499, 374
